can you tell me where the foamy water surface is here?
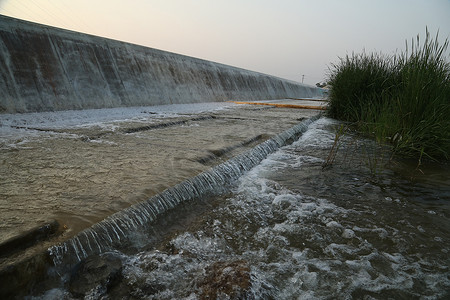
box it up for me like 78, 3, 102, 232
31, 118, 450, 299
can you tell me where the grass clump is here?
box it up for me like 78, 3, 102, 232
327, 30, 450, 162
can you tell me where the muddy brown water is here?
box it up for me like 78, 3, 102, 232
0, 103, 318, 265
1, 104, 449, 299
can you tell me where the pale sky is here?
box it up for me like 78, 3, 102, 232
0, 0, 449, 85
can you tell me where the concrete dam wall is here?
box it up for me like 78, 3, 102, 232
0, 15, 323, 114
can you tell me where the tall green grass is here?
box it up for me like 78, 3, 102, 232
327, 30, 450, 161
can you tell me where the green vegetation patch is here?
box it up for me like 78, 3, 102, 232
327, 30, 450, 162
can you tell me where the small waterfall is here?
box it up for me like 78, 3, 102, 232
48, 115, 321, 267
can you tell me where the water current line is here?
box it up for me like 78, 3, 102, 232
48, 114, 322, 266
123, 115, 216, 133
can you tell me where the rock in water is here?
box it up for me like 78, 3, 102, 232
68, 252, 123, 297
199, 260, 252, 299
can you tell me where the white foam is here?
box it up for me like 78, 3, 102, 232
342, 229, 356, 239
0, 102, 234, 129
171, 232, 226, 256
272, 194, 299, 206
326, 221, 342, 228
0, 102, 236, 147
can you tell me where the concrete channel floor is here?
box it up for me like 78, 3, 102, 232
0, 101, 323, 265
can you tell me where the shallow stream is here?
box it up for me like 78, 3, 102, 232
31, 117, 450, 299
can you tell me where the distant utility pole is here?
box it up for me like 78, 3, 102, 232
302, 75, 305, 83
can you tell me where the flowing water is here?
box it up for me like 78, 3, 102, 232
0, 102, 315, 246
28, 117, 449, 299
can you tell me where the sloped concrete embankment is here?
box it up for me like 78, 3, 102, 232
0, 15, 323, 113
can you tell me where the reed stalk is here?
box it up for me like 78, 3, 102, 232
327, 29, 450, 161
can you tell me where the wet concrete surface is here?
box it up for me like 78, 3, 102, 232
0, 102, 321, 266
230, 98, 328, 110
